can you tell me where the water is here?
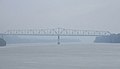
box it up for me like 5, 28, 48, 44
0, 43, 120, 69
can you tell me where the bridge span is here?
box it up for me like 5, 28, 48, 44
0, 28, 111, 44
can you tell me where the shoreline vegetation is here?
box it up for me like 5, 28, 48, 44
94, 34, 120, 43
0, 38, 6, 46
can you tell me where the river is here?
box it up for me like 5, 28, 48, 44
0, 43, 120, 69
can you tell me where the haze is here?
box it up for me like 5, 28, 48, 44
0, 0, 120, 33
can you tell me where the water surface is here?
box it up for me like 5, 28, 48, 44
0, 43, 120, 69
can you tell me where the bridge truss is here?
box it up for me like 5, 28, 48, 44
4, 28, 111, 36
1, 28, 111, 44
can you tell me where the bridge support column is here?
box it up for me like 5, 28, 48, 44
57, 35, 60, 45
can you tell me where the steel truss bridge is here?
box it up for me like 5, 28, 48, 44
0, 28, 111, 44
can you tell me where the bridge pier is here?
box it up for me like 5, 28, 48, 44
57, 35, 60, 45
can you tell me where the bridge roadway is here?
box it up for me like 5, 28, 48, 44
0, 28, 111, 44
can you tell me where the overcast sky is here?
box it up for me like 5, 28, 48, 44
0, 0, 120, 33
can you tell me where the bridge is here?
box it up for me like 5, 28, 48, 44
0, 28, 111, 44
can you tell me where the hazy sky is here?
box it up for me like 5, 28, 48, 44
0, 0, 120, 33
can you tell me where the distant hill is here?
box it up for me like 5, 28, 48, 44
0, 38, 6, 46
94, 34, 120, 43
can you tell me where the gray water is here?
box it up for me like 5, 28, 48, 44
0, 43, 120, 69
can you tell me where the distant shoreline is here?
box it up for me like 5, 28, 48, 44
94, 34, 120, 43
